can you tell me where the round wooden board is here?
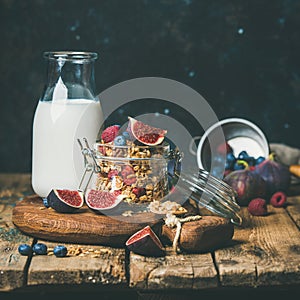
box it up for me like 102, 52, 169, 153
12, 195, 162, 247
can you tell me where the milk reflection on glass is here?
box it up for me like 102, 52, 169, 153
32, 52, 103, 198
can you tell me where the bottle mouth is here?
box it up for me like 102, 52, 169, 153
43, 51, 98, 63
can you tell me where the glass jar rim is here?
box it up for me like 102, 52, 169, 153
43, 51, 98, 63
93, 141, 170, 161
94, 141, 170, 151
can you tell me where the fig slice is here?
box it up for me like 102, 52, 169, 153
128, 116, 167, 146
125, 225, 165, 257
85, 189, 124, 211
47, 189, 84, 213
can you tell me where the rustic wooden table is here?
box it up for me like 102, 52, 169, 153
0, 173, 300, 300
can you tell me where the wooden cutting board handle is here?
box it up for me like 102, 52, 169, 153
161, 216, 234, 253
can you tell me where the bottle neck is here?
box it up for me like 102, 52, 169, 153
41, 52, 98, 102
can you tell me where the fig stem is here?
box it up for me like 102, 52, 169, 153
268, 152, 276, 161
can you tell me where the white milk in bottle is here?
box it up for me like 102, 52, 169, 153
32, 52, 103, 198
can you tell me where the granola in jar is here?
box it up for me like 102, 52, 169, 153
86, 117, 170, 207
92, 141, 170, 205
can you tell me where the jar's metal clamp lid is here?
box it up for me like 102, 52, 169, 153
77, 138, 242, 226
167, 148, 242, 226
77, 138, 101, 192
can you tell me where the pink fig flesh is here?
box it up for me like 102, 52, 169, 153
126, 225, 165, 257
128, 117, 167, 146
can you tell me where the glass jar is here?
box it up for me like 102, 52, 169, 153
78, 138, 242, 225
32, 51, 103, 198
78, 139, 170, 211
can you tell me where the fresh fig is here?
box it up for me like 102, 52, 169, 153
126, 225, 165, 257
253, 155, 291, 196
128, 116, 167, 146
47, 189, 84, 213
85, 189, 124, 212
224, 169, 266, 206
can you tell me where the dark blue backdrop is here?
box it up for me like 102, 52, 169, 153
0, 0, 299, 172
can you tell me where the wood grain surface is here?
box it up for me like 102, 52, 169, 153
12, 195, 162, 247
27, 240, 127, 287
11, 195, 235, 252
2, 174, 300, 295
161, 216, 234, 253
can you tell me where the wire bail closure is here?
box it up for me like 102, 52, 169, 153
77, 138, 101, 192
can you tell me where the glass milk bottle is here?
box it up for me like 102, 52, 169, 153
32, 51, 103, 198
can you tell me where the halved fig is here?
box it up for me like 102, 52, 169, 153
125, 225, 165, 257
128, 116, 167, 146
85, 189, 124, 211
46, 189, 84, 213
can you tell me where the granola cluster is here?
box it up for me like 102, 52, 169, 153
90, 123, 170, 205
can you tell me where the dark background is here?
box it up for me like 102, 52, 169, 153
0, 0, 299, 173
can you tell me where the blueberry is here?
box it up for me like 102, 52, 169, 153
226, 152, 236, 163
226, 152, 236, 169
225, 160, 232, 170
256, 156, 265, 165
233, 161, 245, 171
32, 243, 47, 255
42, 197, 50, 208
122, 131, 131, 140
18, 244, 32, 256
53, 245, 68, 257
237, 150, 249, 160
211, 166, 224, 178
167, 159, 175, 177
212, 154, 225, 166
113, 135, 127, 146
245, 156, 256, 166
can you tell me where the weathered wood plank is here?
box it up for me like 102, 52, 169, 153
27, 240, 127, 287
0, 173, 33, 202
1, 174, 300, 293
215, 202, 300, 288
286, 195, 300, 228
0, 203, 34, 291
129, 248, 218, 290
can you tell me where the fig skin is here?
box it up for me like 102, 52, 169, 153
224, 169, 266, 206
47, 189, 84, 213
126, 225, 165, 257
253, 158, 291, 197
